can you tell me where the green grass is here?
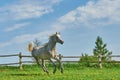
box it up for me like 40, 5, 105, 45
0, 64, 120, 80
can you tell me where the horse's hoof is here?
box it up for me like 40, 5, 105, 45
47, 73, 49, 76
53, 69, 56, 74
46, 71, 49, 75
61, 69, 64, 74
61, 68, 64, 74
61, 70, 64, 74
53, 71, 55, 74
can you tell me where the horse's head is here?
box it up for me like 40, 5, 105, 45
54, 32, 64, 44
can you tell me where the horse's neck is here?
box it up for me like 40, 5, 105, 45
47, 39, 56, 52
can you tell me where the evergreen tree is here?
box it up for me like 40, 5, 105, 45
93, 36, 112, 61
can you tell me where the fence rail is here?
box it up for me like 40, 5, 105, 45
0, 52, 120, 69
0, 54, 19, 57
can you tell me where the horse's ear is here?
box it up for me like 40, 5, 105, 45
56, 32, 59, 34
56, 32, 60, 34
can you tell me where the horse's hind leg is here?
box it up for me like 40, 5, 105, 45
42, 59, 49, 74
35, 58, 46, 72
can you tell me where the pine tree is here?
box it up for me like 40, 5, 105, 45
93, 36, 112, 61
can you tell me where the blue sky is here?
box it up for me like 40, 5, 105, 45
0, 0, 120, 61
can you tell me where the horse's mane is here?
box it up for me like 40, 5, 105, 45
43, 34, 56, 51
49, 34, 56, 40
43, 43, 48, 47
42, 34, 54, 47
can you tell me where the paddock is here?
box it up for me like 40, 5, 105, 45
0, 63, 120, 80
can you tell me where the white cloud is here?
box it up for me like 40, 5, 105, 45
58, 0, 120, 28
4, 22, 30, 32
0, 0, 62, 48
0, 30, 56, 48
0, 0, 62, 21
0, 42, 11, 48
12, 30, 54, 43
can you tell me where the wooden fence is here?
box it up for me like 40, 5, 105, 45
0, 52, 120, 69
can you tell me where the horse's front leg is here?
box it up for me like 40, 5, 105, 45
35, 58, 47, 73
55, 58, 64, 73
42, 59, 49, 74
49, 59, 56, 74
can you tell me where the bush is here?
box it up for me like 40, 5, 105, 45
79, 53, 98, 67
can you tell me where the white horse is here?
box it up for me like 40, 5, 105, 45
28, 32, 64, 74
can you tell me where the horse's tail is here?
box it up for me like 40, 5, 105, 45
28, 42, 34, 52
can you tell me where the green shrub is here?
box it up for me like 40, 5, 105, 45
79, 53, 98, 67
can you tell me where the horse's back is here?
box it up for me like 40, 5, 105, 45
32, 47, 50, 59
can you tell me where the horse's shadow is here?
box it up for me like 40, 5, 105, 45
10, 73, 41, 76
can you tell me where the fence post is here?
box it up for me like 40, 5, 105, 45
98, 54, 102, 68
19, 52, 22, 70
59, 54, 62, 62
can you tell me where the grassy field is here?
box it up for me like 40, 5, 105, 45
0, 64, 120, 80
